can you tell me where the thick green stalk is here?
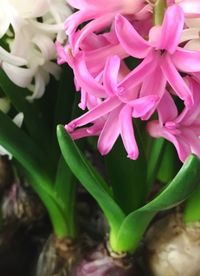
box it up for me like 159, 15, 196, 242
183, 185, 200, 224
154, 0, 167, 25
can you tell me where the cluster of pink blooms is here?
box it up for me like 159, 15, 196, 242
57, 0, 200, 162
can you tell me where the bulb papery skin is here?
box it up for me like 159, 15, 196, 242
2, 182, 44, 224
36, 234, 79, 276
0, 0, 71, 100
72, 243, 141, 276
144, 212, 200, 276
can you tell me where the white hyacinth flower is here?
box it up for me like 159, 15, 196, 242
177, 0, 200, 51
0, 0, 71, 100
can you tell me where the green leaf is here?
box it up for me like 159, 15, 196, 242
105, 137, 147, 214
146, 138, 165, 190
0, 111, 71, 237
25, 170, 70, 238
157, 141, 181, 183
110, 155, 200, 253
53, 65, 75, 127
183, 184, 200, 223
0, 110, 51, 179
54, 156, 77, 237
0, 70, 50, 148
57, 125, 125, 234
51, 66, 76, 161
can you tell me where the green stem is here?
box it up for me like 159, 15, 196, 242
146, 138, 165, 191
55, 156, 77, 238
24, 170, 73, 238
154, 0, 167, 25
183, 184, 200, 224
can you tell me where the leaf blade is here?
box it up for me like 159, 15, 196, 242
111, 155, 200, 252
57, 125, 125, 233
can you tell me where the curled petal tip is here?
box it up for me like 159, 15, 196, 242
78, 103, 86, 110
127, 152, 138, 160
65, 123, 76, 133
99, 149, 108, 156
185, 96, 194, 108
115, 14, 121, 21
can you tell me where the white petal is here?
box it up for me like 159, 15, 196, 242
26, 70, 48, 100
32, 34, 56, 60
13, 112, 24, 127
184, 39, 200, 51
2, 62, 35, 87
0, 11, 10, 38
180, 28, 200, 43
0, 46, 27, 66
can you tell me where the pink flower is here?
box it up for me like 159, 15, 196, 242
60, 2, 200, 162
56, 30, 128, 110
115, 5, 200, 107
65, 0, 150, 54
65, 55, 159, 159
148, 77, 200, 162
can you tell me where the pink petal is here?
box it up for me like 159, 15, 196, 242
73, 14, 115, 54
160, 55, 193, 106
157, 92, 178, 124
115, 14, 151, 59
177, 78, 200, 125
182, 129, 200, 158
159, 5, 184, 54
103, 55, 120, 96
65, 10, 95, 37
66, 96, 121, 131
147, 121, 190, 162
97, 106, 121, 155
130, 95, 159, 120
70, 126, 101, 140
86, 43, 127, 76
67, 0, 121, 10
117, 52, 157, 95
73, 53, 106, 97
119, 105, 139, 160
140, 65, 166, 117
172, 47, 200, 72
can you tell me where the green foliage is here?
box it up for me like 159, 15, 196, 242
111, 155, 200, 252
58, 127, 200, 253
105, 137, 147, 214
57, 125, 125, 236
184, 184, 200, 223
0, 66, 77, 238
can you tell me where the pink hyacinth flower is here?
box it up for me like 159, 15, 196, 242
65, 55, 159, 159
56, 30, 128, 111
65, 0, 150, 53
115, 5, 200, 107
148, 77, 200, 162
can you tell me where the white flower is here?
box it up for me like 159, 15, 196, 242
0, 0, 71, 100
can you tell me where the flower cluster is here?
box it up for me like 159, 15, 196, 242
0, 0, 71, 100
58, 0, 200, 162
